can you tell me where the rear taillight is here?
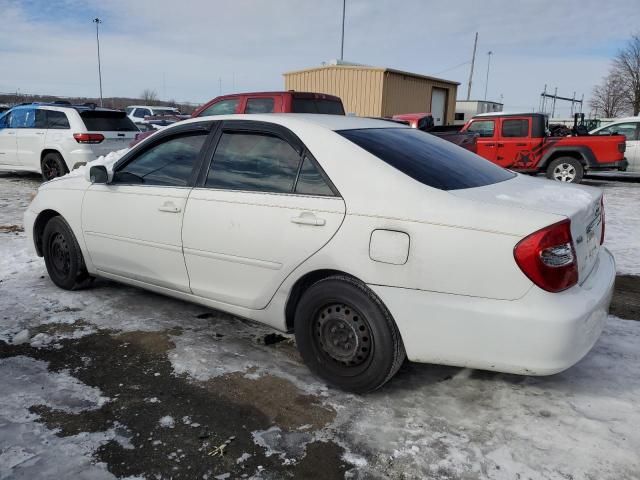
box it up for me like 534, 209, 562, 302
514, 219, 578, 293
73, 133, 104, 144
600, 196, 605, 245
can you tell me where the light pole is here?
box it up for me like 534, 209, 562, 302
484, 50, 493, 101
93, 18, 103, 107
340, 0, 346, 61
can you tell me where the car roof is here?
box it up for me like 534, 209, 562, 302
392, 113, 431, 120
597, 117, 640, 125
9, 103, 121, 113
180, 113, 408, 131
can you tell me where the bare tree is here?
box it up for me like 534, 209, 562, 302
612, 34, 640, 115
590, 73, 627, 117
140, 89, 159, 104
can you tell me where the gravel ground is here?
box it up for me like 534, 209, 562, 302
1, 172, 639, 480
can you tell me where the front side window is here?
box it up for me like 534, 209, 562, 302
113, 132, 207, 186
206, 132, 301, 193
502, 119, 529, 137
245, 98, 275, 114
134, 108, 151, 118
200, 99, 239, 116
466, 120, 495, 137
10, 108, 36, 128
595, 122, 638, 140
338, 127, 514, 191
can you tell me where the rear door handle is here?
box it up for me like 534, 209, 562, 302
516, 143, 527, 146
497, 143, 505, 147
484, 143, 496, 147
291, 212, 325, 226
158, 201, 181, 213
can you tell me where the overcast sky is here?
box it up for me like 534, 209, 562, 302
1, 0, 638, 115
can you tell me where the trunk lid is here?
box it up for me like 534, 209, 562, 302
452, 174, 604, 283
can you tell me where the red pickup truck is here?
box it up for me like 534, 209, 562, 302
460, 113, 627, 183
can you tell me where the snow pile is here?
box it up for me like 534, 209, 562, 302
158, 415, 175, 428
601, 183, 640, 275
63, 148, 129, 180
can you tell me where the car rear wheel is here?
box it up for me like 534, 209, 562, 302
42, 216, 93, 290
41, 152, 68, 181
294, 275, 406, 393
546, 157, 583, 183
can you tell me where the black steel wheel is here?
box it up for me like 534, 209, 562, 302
41, 152, 68, 181
42, 216, 92, 290
294, 275, 405, 393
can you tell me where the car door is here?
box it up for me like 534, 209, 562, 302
182, 120, 346, 309
496, 117, 533, 169
16, 108, 47, 169
81, 123, 213, 292
0, 111, 18, 166
602, 122, 640, 172
465, 119, 497, 162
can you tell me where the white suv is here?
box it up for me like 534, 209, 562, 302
126, 105, 181, 124
590, 117, 640, 173
0, 103, 139, 180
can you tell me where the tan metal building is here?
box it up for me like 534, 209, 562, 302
283, 64, 459, 125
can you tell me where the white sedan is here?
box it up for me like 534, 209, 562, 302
24, 114, 615, 392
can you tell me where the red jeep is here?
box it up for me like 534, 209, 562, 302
191, 91, 345, 117
460, 113, 627, 183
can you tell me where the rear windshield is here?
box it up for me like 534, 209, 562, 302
292, 98, 345, 115
338, 128, 514, 191
80, 111, 138, 131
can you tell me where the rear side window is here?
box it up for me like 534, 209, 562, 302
295, 156, 334, 196
245, 98, 275, 114
199, 99, 239, 116
46, 111, 70, 129
467, 120, 495, 137
114, 133, 207, 186
502, 119, 529, 137
133, 108, 150, 118
81, 111, 138, 131
338, 128, 514, 191
206, 132, 301, 193
292, 98, 345, 115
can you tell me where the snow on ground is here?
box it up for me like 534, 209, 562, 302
597, 181, 640, 275
1, 174, 640, 478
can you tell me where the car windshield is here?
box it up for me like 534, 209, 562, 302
338, 127, 515, 191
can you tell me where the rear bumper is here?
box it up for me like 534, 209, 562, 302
370, 248, 615, 375
588, 158, 629, 171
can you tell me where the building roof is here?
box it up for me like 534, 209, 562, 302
457, 100, 504, 105
283, 64, 460, 86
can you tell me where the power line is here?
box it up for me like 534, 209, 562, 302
432, 60, 471, 76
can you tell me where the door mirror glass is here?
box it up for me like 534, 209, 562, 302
90, 165, 109, 184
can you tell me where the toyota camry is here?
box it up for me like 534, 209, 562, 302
24, 114, 615, 392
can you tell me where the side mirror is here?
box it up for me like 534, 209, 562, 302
90, 165, 108, 184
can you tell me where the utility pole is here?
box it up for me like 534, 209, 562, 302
551, 86, 558, 118
466, 32, 478, 100
93, 18, 103, 107
340, 0, 346, 61
484, 51, 493, 101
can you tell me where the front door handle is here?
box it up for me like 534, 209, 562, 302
497, 143, 505, 147
516, 143, 527, 146
291, 212, 325, 226
484, 143, 496, 147
158, 201, 181, 213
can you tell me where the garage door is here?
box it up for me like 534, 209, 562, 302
431, 88, 447, 126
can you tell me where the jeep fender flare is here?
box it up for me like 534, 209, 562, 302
538, 146, 596, 170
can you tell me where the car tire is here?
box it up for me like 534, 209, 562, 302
42, 216, 93, 290
41, 152, 68, 181
294, 275, 406, 393
546, 157, 584, 183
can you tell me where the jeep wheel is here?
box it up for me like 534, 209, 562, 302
546, 157, 583, 183
41, 152, 68, 181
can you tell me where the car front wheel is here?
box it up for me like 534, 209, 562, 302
42, 216, 93, 290
294, 275, 406, 393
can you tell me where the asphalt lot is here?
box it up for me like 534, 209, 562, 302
1, 172, 639, 480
